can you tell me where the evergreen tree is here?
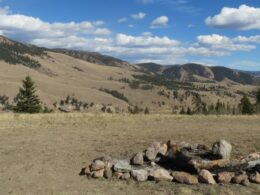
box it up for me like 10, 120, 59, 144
256, 89, 260, 105
240, 95, 254, 115
144, 107, 150, 114
179, 107, 186, 114
186, 107, 192, 115
14, 76, 42, 113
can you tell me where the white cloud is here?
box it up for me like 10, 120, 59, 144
116, 33, 179, 47
142, 32, 153, 36
150, 16, 168, 28
128, 24, 135, 28
197, 34, 255, 52
233, 35, 260, 43
131, 12, 146, 20
0, 8, 111, 41
205, 4, 260, 30
118, 17, 128, 23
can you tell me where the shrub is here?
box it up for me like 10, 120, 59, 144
129, 80, 140, 89
100, 88, 128, 103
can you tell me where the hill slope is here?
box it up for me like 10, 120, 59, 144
52, 48, 132, 69
0, 35, 258, 113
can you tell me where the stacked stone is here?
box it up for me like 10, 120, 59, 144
81, 140, 260, 186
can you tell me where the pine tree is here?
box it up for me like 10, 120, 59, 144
186, 107, 192, 115
240, 95, 254, 115
256, 89, 260, 105
144, 107, 150, 114
14, 76, 42, 113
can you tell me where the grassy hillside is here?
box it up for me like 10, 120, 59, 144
52, 48, 132, 68
0, 35, 46, 69
0, 35, 258, 113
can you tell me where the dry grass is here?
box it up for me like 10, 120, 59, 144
0, 113, 260, 195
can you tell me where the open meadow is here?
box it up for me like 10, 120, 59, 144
0, 113, 260, 195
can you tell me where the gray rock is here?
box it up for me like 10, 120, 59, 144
149, 168, 173, 182
113, 160, 132, 173
121, 172, 131, 180
241, 178, 250, 186
131, 153, 144, 165
90, 160, 105, 171
198, 169, 216, 184
247, 159, 260, 170
145, 147, 157, 161
212, 139, 232, 159
131, 169, 148, 181
59, 105, 73, 113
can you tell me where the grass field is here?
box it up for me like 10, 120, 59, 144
0, 113, 260, 195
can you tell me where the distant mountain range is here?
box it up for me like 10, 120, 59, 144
136, 63, 255, 85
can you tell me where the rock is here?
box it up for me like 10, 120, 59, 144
217, 172, 235, 183
131, 169, 148, 181
197, 144, 210, 151
149, 168, 173, 182
145, 147, 158, 161
113, 160, 132, 173
166, 144, 180, 159
198, 169, 216, 184
247, 159, 260, 171
172, 171, 198, 185
121, 172, 131, 180
59, 105, 73, 113
248, 172, 260, 184
114, 172, 123, 179
151, 142, 168, 155
232, 174, 248, 185
150, 161, 156, 167
90, 160, 105, 171
131, 153, 144, 165
212, 140, 232, 159
247, 153, 260, 160
84, 165, 92, 176
92, 169, 104, 178
241, 178, 250, 186
104, 169, 113, 179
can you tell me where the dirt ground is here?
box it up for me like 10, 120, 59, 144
0, 113, 260, 195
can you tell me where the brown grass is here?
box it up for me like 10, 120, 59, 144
0, 113, 260, 194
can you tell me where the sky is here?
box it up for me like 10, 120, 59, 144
0, 0, 260, 70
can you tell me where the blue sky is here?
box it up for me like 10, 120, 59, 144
0, 0, 260, 70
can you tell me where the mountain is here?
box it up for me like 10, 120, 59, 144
51, 48, 132, 69
0, 35, 46, 69
236, 70, 260, 77
0, 35, 258, 113
136, 63, 166, 73
137, 63, 254, 85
